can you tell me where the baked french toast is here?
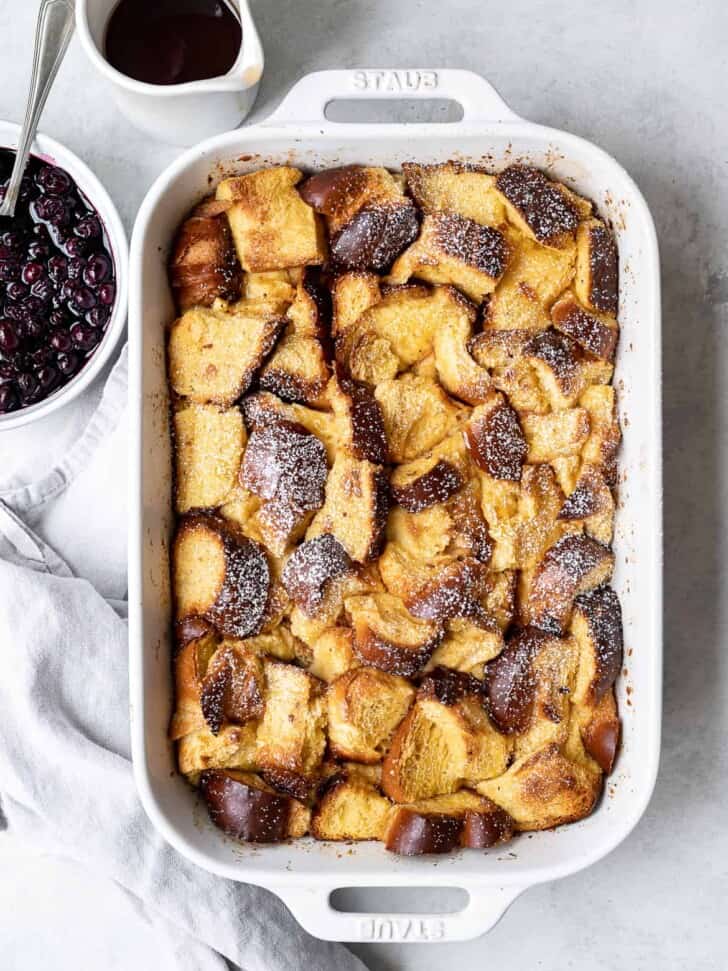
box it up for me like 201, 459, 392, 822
166, 161, 623, 855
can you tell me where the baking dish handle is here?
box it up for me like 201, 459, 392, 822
276, 883, 524, 943
265, 69, 520, 125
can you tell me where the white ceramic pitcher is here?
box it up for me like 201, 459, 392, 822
76, 0, 264, 145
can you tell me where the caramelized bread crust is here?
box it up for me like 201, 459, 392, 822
167, 161, 624, 855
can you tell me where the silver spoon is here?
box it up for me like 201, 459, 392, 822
0, 0, 75, 219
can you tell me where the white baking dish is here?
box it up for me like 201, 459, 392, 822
129, 69, 662, 943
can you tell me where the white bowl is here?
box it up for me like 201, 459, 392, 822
0, 121, 128, 431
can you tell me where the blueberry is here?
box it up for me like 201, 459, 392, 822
48, 255, 68, 282
37, 365, 58, 392
31, 346, 52, 367
17, 371, 39, 402
0, 361, 16, 380
60, 278, 78, 301
69, 287, 96, 314
0, 260, 20, 281
75, 216, 100, 239
0, 320, 19, 353
70, 321, 100, 350
56, 351, 79, 377
32, 196, 68, 225
27, 241, 49, 260
49, 308, 69, 329
98, 282, 115, 306
86, 306, 109, 329
65, 236, 88, 258
50, 329, 72, 352
23, 318, 44, 343
2, 230, 23, 251
21, 261, 44, 285
83, 253, 111, 286
6, 281, 28, 302
32, 223, 50, 241
20, 296, 44, 318
0, 383, 18, 413
36, 165, 72, 196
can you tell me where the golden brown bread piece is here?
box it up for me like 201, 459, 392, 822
299, 165, 408, 235
307, 627, 358, 682
521, 407, 591, 463
470, 329, 550, 414
173, 514, 271, 639
199, 643, 265, 735
571, 585, 623, 708
382, 668, 510, 802
402, 162, 505, 226
558, 464, 615, 544
258, 333, 330, 408
465, 393, 527, 481
331, 272, 381, 338
384, 789, 514, 854
494, 165, 582, 249
201, 769, 310, 841
299, 167, 418, 272
575, 218, 618, 316
170, 623, 220, 740
524, 328, 612, 411
173, 404, 245, 514
327, 666, 415, 762
516, 463, 574, 570
338, 283, 470, 384
327, 366, 388, 464
432, 299, 492, 404
580, 688, 620, 773
391, 457, 464, 513
306, 454, 389, 563
281, 534, 354, 617
240, 418, 329, 555
330, 203, 420, 273
242, 390, 338, 463
525, 533, 615, 634
551, 292, 619, 363
476, 739, 602, 831
177, 722, 259, 779
169, 197, 242, 311
243, 269, 297, 303
258, 268, 332, 406
254, 660, 327, 797
346, 591, 443, 677
579, 384, 621, 486
217, 166, 327, 271
168, 303, 285, 407
375, 373, 465, 463
311, 772, 392, 841
387, 212, 510, 303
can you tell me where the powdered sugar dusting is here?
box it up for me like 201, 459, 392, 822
281, 534, 353, 616
433, 212, 509, 279
496, 165, 579, 245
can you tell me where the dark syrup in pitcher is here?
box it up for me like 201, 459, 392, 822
104, 0, 242, 86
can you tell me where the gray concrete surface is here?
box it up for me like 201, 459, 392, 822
0, 0, 726, 968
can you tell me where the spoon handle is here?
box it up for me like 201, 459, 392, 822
0, 0, 75, 218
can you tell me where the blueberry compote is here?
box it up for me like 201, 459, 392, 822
0, 149, 116, 414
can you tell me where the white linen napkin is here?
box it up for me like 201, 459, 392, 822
0, 348, 366, 971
